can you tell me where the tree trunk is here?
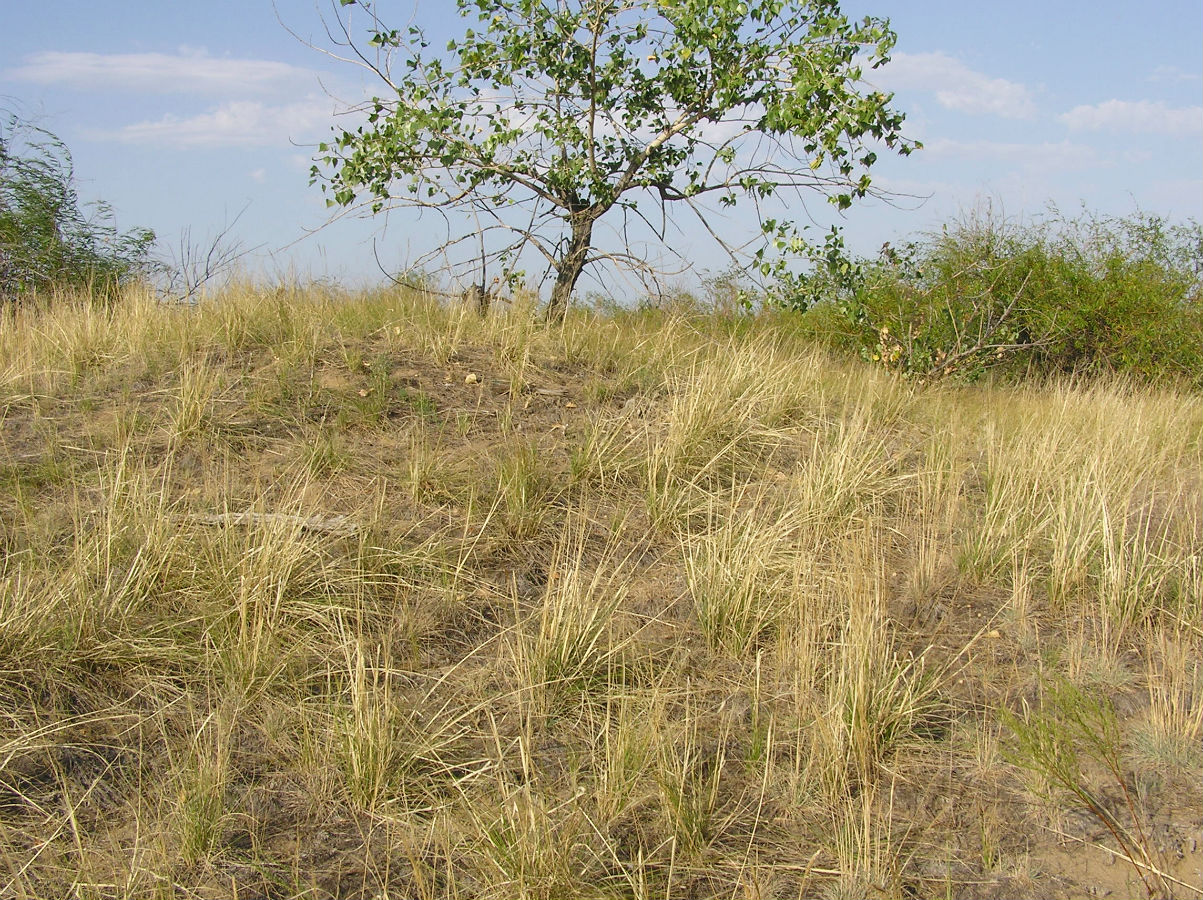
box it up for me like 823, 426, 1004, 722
544, 216, 594, 324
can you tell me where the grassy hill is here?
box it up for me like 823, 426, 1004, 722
1, 286, 1200, 898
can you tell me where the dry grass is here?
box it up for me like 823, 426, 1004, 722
0, 285, 1199, 899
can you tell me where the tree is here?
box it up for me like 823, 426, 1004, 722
1, 111, 155, 303
312, 0, 918, 321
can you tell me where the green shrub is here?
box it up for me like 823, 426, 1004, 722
798, 205, 1203, 385
1, 111, 156, 302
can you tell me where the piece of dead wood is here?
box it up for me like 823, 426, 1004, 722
184, 511, 359, 537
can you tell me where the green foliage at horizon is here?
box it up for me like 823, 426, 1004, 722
0, 111, 156, 302
794, 205, 1203, 385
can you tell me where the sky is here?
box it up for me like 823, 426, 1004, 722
2, 1, 1201, 297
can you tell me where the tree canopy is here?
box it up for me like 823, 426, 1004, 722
314, 0, 918, 319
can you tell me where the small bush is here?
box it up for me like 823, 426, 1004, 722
799, 205, 1203, 385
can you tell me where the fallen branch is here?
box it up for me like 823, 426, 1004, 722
183, 511, 358, 537
925, 270, 1036, 379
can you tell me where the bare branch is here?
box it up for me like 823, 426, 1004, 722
925, 270, 1034, 378
160, 204, 259, 304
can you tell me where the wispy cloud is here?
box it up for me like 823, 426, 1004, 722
1147, 65, 1202, 84
1060, 99, 1202, 136
96, 96, 339, 148
8, 49, 317, 96
877, 52, 1037, 119
1145, 177, 1203, 210
867, 174, 956, 201
923, 138, 1100, 172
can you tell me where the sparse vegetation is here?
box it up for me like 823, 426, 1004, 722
1, 283, 1199, 898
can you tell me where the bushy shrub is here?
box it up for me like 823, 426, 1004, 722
796, 205, 1203, 385
1, 112, 156, 302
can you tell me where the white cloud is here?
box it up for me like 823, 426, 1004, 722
1120, 149, 1153, 165
8, 49, 316, 96
96, 96, 338, 148
877, 52, 1036, 119
1148, 65, 1201, 84
1060, 99, 1202, 136
923, 138, 1100, 172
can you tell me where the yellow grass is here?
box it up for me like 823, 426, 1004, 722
0, 286, 1199, 898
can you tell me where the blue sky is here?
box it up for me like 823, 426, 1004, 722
2, 1, 1200, 295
